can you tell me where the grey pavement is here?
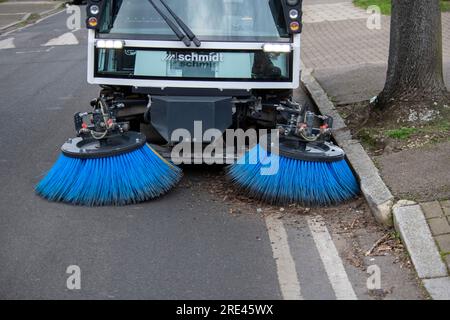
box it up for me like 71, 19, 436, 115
0, 9, 424, 299
376, 141, 450, 202
421, 201, 450, 270
301, 0, 450, 105
0, 14, 23, 29
0, 1, 63, 30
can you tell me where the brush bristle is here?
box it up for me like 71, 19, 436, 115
227, 144, 359, 206
36, 145, 182, 206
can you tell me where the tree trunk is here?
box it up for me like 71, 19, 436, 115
377, 0, 449, 114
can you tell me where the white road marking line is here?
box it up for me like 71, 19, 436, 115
0, 37, 15, 49
265, 215, 303, 300
307, 215, 357, 300
42, 32, 79, 46
16, 46, 53, 54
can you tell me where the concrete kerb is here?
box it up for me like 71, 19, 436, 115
35, 2, 67, 22
422, 277, 450, 300
300, 64, 394, 226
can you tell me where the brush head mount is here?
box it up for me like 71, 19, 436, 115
278, 136, 345, 163
61, 131, 146, 159
262, 135, 345, 163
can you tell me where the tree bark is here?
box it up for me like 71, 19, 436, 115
377, 0, 449, 111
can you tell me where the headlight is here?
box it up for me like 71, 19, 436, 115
289, 9, 299, 19
262, 43, 291, 53
87, 17, 98, 28
89, 5, 100, 15
96, 40, 124, 49
289, 21, 300, 32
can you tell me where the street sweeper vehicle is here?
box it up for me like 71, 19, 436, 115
36, 0, 359, 206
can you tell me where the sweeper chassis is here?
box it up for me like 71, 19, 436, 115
66, 85, 345, 165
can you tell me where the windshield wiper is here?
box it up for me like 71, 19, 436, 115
159, 0, 201, 47
148, 0, 191, 46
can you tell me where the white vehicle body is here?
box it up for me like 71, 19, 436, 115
87, 30, 301, 90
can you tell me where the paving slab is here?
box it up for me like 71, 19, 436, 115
303, 2, 370, 23
435, 234, 450, 253
302, 18, 390, 70
393, 205, 448, 279
423, 277, 450, 300
442, 203, 450, 217
427, 217, 450, 236
301, 4, 450, 104
421, 201, 445, 219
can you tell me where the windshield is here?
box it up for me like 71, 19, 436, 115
98, 0, 289, 41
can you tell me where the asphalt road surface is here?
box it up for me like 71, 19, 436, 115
0, 7, 425, 300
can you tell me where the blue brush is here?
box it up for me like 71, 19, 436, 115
36, 140, 182, 206
227, 143, 359, 206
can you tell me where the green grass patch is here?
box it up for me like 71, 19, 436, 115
353, 0, 450, 15
383, 119, 449, 144
385, 127, 418, 140
353, 0, 392, 15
